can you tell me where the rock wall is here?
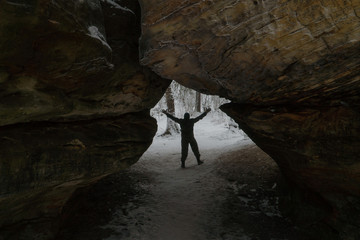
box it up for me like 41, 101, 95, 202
140, 0, 360, 104
221, 103, 360, 237
139, 0, 360, 237
1, 0, 360, 238
0, 0, 169, 237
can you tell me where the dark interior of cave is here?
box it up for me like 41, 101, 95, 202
1, 0, 360, 239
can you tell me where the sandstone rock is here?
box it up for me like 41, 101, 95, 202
0, 0, 168, 125
140, 0, 360, 237
140, 0, 360, 105
0, 112, 156, 229
0, 0, 169, 237
1, 0, 360, 238
221, 103, 360, 236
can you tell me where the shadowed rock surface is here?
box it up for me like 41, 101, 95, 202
221, 103, 360, 238
139, 0, 360, 237
0, 0, 169, 237
1, 0, 360, 239
140, 0, 360, 105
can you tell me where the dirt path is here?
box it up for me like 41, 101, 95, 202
120, 141, 240, 240
57, 135, 311, 240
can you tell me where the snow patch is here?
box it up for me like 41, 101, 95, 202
259, 198, 282, 217
87, 26, 112, 51
101, 0, 135, 14
6, 0, 31, 8
238, 195, 252, 204
102, 115, 254, 239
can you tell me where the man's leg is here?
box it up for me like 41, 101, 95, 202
190, 137, 203, 165
181, 138, 189, 168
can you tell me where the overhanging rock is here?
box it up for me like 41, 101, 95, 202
139, 0, 360, 237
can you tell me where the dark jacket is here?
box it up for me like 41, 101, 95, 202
164, 112, 208, 138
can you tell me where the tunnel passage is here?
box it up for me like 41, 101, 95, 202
54, 122, 311, 240
0, 0, 169, 238
0, 0, 360, 239
139, 0, 360, 238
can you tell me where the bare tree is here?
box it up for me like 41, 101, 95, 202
195, 91, 201, 112
161, 85, 180, 135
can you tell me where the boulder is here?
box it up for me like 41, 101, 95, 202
0, 0, 169, 237
140, 0, 360, 104
139, 0, 360, 237
221, 103, 360, 237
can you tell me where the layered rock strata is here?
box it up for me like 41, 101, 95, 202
140, 0, 360, 237
221, 103, 360, 237
0, 0, 169, 237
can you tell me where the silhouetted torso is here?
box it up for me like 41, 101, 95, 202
163, 110, 210, 167
178, 119, 196, 138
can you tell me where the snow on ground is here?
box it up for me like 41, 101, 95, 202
152, 111, 249, 152
87, 26, 112, 51
102, 113, 254, 240
58, 111, 309, 240
92, 112, 310, 240
101, 0, 135, 14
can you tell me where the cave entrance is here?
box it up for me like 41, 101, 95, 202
146, 80, 249, 167
56, 82, 309, 239
98, 82, 307, 239
150, 80, 245, 138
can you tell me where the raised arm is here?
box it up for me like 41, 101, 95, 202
162, 110, 181, 123
193, 108, 211, 122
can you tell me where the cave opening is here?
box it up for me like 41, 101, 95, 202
47, 79, 344, 240
54, 82, 314, 240
1, 0, 359, 239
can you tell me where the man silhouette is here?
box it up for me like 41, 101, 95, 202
162, 108, 211, 168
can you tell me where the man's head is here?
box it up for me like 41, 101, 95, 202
184, 113, 190, 120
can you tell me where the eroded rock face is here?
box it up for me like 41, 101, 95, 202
1, 0, 167, 124
140, 0, 360, 237
0, 0, 169, 237
140, 0, 360, 105
221, 103, 360, 237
